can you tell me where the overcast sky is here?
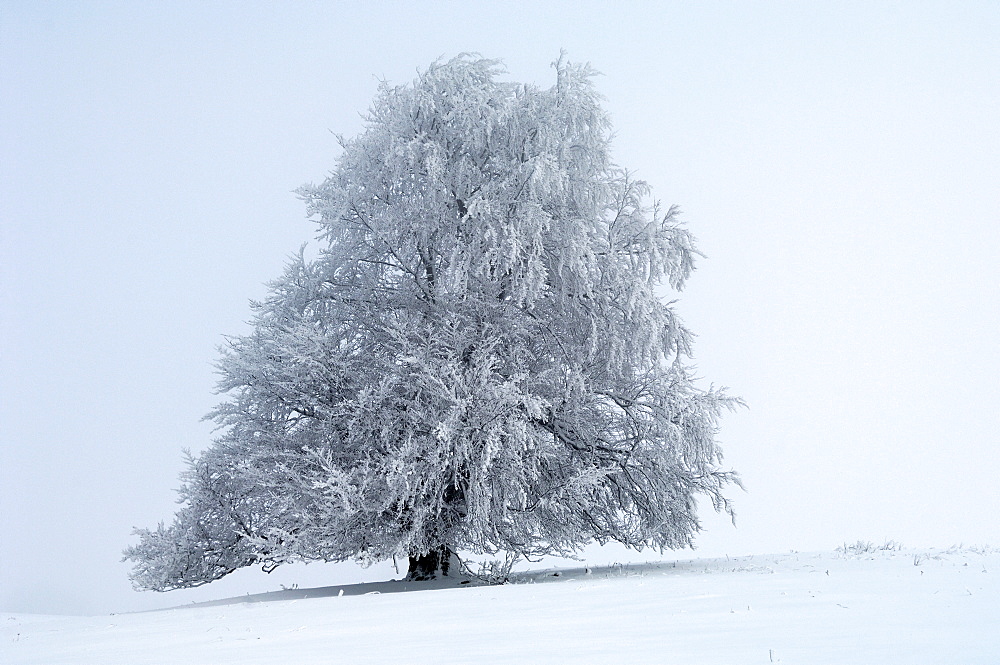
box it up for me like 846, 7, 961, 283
2, 1, 998, 616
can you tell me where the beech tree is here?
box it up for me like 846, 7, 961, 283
124, 54, 741, 589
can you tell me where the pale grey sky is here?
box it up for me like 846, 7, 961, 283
2, 1, 998, 615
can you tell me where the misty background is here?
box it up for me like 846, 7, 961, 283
2, 1, 997, 615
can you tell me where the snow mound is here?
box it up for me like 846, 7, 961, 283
4, 547, 998, 664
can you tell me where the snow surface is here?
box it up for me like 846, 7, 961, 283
4, 547, 998, 664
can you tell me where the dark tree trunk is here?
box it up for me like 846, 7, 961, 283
406, 546, 456, 581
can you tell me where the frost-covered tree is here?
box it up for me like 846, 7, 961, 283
124, 54, 741, 589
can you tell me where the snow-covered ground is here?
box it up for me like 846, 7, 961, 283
4, 546, 997, 664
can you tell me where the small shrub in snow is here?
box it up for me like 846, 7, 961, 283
837, 540, 902, 557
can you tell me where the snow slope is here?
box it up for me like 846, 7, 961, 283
4, 547, 998, 664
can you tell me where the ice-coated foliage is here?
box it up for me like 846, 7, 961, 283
124, 54, 741, 591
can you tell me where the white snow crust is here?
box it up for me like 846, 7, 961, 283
4, 547, 997, 664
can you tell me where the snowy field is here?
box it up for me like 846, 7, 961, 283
4, 546, 997, 664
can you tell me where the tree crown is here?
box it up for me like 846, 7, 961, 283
124, 54, 740, 592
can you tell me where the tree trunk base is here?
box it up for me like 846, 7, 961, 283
406, 546, 459, 581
